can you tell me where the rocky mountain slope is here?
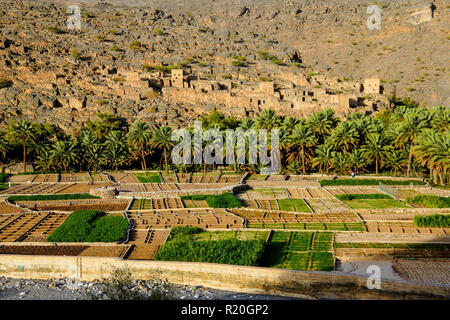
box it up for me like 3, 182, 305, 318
0, 0, 448, 131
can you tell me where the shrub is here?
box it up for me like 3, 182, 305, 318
407, 195, 450, 208
47, 26, 62, 34
47, 210, 129, 242
205, 193, 242, 208
8, 194, 99, 202
0, 78, 12, 89
70, 49, 81, 60
336, 194, 393, 201
168, 226, 203, 241
155, 239, 266, 266
319, 179, 425, 186
0, 173, 9, 182
414, 214, 450, 228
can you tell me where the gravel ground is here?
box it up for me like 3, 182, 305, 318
0, 277, 294, 300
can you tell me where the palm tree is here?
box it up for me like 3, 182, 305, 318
0, 133, 10, 164
430, 106, 450, 133
288, 124, 317, 174
311, 144, 333, 174
9, 119, 36, 172
51, 140, 79, 171
239, 118, 254, 131
307, 109, 338, 142
361, 133, 392, 175
349, 149, 367, 175
414, 129, 450, 185
151, 126, 175, 173
394, 112, 429, 177
281, 117, 300, 134
330, 152, 352, 175
104, 131, 130, 170
127, 121, 152, 170
86, 143, 104, 172
256, 109, 281, 130
384, 150, 408, 177
35, 149, 54, 172
329, 121, 359, 154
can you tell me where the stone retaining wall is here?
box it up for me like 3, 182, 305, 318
0, 255, 448, 299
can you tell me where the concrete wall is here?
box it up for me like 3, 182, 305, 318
0, 255, 448, 299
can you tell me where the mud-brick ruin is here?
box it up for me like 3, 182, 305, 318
121, 67, 388, 118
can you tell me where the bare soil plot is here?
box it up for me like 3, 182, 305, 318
393, 188, 450, 199
90, 173, 110, 182
7, 175, 37, 183
326, 187, 383, 196
126, 229, 170, 260
161, 174, 177, 183
0, 183, 74, 195
241, 199, 279, 211
182, 199, 208, 208
229, 209, 360, 224
0, 244, 130, 258
217, 175, 241, 184
108, 172, 140, 184
129, 198, 184, 210
18, 199, 129, 212
305, 199, 348, 212
365, 221, 450, 235
60, 173, 91, 183
127, 209, 244, 229
31, 174, 58, 183
0, 202, 26, 214
0, 212, 54, 242
393, 259, 450, 285
22, 212, 68, 241
56, 183, 111, 194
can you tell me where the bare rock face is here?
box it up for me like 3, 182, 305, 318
69, 96, 86, 110
407, 2, 435, 25
0, 0, 447, 132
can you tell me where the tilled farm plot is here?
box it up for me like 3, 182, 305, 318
0, 183, 74, 195
60, 173, 90, 183
365, 221, 450, 235
182, 199, 208, 208
241, 199, 280, 211
190, 174, 217, 184
55, 183, 112, 194
30, 174, 58, 183
0, 212, 67, 242
286, 188, 333, 199
305, 199, 349, 212
217, 175, 241, 184
18, 199, 130, 212
326, 187, 383, 196
0, 202, 25, 214
22, 213, 68, 241
393, 188, 450, 199
126, 229, 170, 260
90, 173, 110, 183
393, 259, 450, 285
129, 198, 184, 210
127, 209, 244, 229
0, 244, 130, 258
107, 172, 140, 184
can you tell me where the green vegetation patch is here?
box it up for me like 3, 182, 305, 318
260, 231, 334, 271
407, 195, 450, 208
414, 214, 450, 228
134, 172, 161, 183
47, 210, 129, 242
181, 193, 241, 208
168, 226, 203, 241
0, 173, 9, 182
336, 194, 393, 201
277, 199, 311, 212
8, 194, 99, 202
320, 179, 425, 186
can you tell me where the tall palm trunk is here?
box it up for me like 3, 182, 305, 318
375, 158, 379, 175
23, 142, 27, 173
407, 144, 413, 177
141, 148, 147, 171
164, 148, 169, 173
301, 146, 306, 174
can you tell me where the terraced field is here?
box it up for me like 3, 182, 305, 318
129, 198, 184, 210
17, 199, 130, 212
127, 209, 244, 229
261, 231, 334, 271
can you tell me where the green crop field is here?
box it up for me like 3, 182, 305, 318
134, 172, 161, 183
181, 193, 242, 208
341, 198, 408, 209
407, 195, 450, 208
47, 210, 129, 242
319, 179, 425, 186
260, 231, 334, 271
277, 199, 311, 212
